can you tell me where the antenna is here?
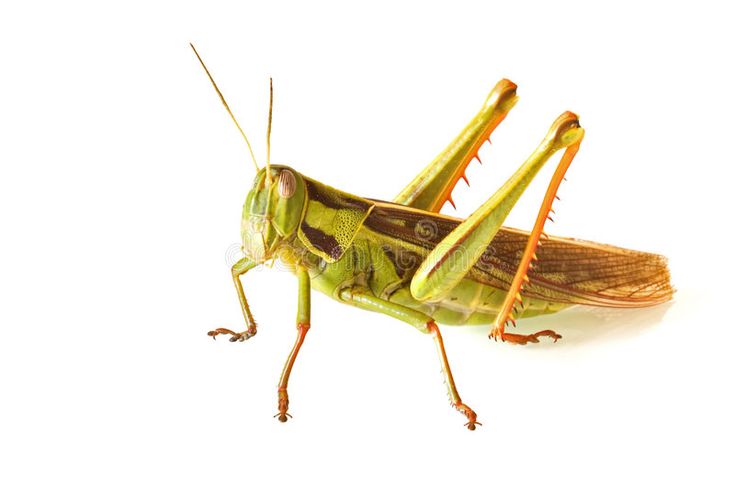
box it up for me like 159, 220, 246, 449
189, 43, 259, 171
265, 77, 273, 185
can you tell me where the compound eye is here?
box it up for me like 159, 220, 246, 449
277, 169, 296, 198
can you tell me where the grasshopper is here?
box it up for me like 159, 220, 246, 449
192, 45, 673, 430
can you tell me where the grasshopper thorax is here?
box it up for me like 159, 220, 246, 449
241, 165, 306, 263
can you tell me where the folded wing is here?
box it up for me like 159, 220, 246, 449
363, 200, 673, 308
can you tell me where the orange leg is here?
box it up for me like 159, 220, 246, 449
276, 322, 310, 422
428, 322, 480, 430
489, 135, 584, 344
340, 288, 479, 430
275, 267, 311, 422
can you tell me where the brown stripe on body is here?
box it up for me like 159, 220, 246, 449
300, 223, 343, 260
303, 178, 373, 212
361, 199, 672, 307
363, 202, 456, 250
380, 245, 423, 279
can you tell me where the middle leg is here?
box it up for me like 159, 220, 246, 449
339, 287, 479, 430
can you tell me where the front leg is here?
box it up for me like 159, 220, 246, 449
275, 266, 311, 422
208, 257, 258, 341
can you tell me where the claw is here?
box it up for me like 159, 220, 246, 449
274, 412, 293, 423
453, 402, 479, 431
500, 330, 562, 345
207, 327, 254, 342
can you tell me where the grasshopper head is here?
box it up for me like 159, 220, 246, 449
189, 46, 305, 263
241, 165, 306, 263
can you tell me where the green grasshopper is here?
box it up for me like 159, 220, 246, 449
192, 45, 673, 430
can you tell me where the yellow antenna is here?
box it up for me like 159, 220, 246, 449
189, 43, 259, 171
265, 77, 274, 185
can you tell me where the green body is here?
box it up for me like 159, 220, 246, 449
234, 79, 670, 336
274, 177, 570, 327
203, 74, 672, 428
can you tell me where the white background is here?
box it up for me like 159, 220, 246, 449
1, 1, 733, 489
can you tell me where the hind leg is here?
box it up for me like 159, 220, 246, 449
409, 112, 584, 305
489, 132, 583, 344
393, 80, 518, 213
